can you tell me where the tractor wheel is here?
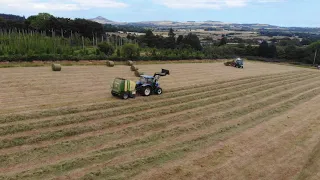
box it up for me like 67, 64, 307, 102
143, 87, 151, 96
155, 88, 162, 95
111, 91, 117, 97
122, 93, 129, 100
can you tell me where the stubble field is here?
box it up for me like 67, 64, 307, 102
0, 61, 319, 180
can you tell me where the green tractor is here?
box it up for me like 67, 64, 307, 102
111, 78, 137, 99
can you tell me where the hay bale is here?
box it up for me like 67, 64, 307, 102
131, 65, 138, 71
52, 64, 62, 71
134, 70, 144, 77
106, 61, 115, 67
127, 60, 134, 66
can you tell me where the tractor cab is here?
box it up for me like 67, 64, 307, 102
136, 75, 158, 87
135, 69, 170, 96
234, 58, 244, 68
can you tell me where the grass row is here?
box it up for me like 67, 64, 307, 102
0, 71, 313, 137
79, 87, 320, 180
0, 73, 316, 150
1, 73, 317, 169
0, 70, 306, 124
7, 81, 320, 180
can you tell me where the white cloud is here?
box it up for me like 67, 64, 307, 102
0, 0, 128, 11
156, 0, 284, 9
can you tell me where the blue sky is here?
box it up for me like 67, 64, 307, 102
0, 0, 318, 27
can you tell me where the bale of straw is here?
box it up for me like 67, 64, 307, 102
106, 61, 115, 67
134, 70, 144, 77
127, 60, 134, 66
52, 64, 62, 71
131, 65, 138, 71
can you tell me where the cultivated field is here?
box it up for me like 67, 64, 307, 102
0, 61, 320, 180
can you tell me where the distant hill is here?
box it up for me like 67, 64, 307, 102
88, 16, 320, 33
0, 13, 25, 21
89, 16, 116, 24
88, 16, 278, 29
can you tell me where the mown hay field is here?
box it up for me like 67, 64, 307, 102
0, 61, 320, 180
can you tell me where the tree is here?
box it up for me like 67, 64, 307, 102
27, 13, 53, 30
165, 28, 176, 49
121, 43, 140, 59
309, 41, 320, 65
300, 39, 311, 46
168, 28, 175, 38
181, 33, 202, 50
258, 41, 269, 57
268, 43, 277, 58
219, 36, 227, 46
284, 45, 297, 59
97, 42, 114, 56
0, 17, 6, 28
177, 35, 183, 45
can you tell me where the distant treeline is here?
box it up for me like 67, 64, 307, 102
0, 13, 147, 39
0, 14, 25, 21
260, 30, 320, 42
104, 24, 146, 33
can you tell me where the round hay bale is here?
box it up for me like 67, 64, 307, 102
134, 70, 144, 77
52, 64, 62, 71
131, 65, 138, 71
127, 60, 134, 66
106, 61, 115, 67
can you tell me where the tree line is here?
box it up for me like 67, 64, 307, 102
0, 13, 319, 65
0, 13, 104, 39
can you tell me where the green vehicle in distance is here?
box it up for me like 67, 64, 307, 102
111, 78, 136, 99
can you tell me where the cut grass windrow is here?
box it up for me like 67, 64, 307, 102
0, 73, 316, 150
2, 80, 320, 179
295, 139, 320, 180
78, 87, 320, 180
1, 75, 317, 169
0, 70, 306, 124
6, 83, 320, 180
0, 73, 317, 171
1, 70, 306, 125
0, 71, 314, 138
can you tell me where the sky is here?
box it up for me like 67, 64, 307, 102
0, 0, 318, 27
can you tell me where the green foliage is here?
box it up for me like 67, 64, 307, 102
181, 33, 202, 50
0, 29, 108, 61
97, 42, 114, 56
116, 48, 121, 57
309, 41, 320, 50
27, 13, 53, 30
121, 44, 140, 59
104, 24, 146, 33
219, 36, 227, 46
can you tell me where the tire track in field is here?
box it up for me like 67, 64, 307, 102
2, 72, 316, 163
296, 139, 320, 180
0, 71, 313, 139
55, 87, 320, 180
0, 71, 311, 138
2, 76, 317, 171
138, 97, 320, 180
4, 80, 320, 180
0, 72, 316, 160
0, 70, 305, 124
0, 72, 315, 150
